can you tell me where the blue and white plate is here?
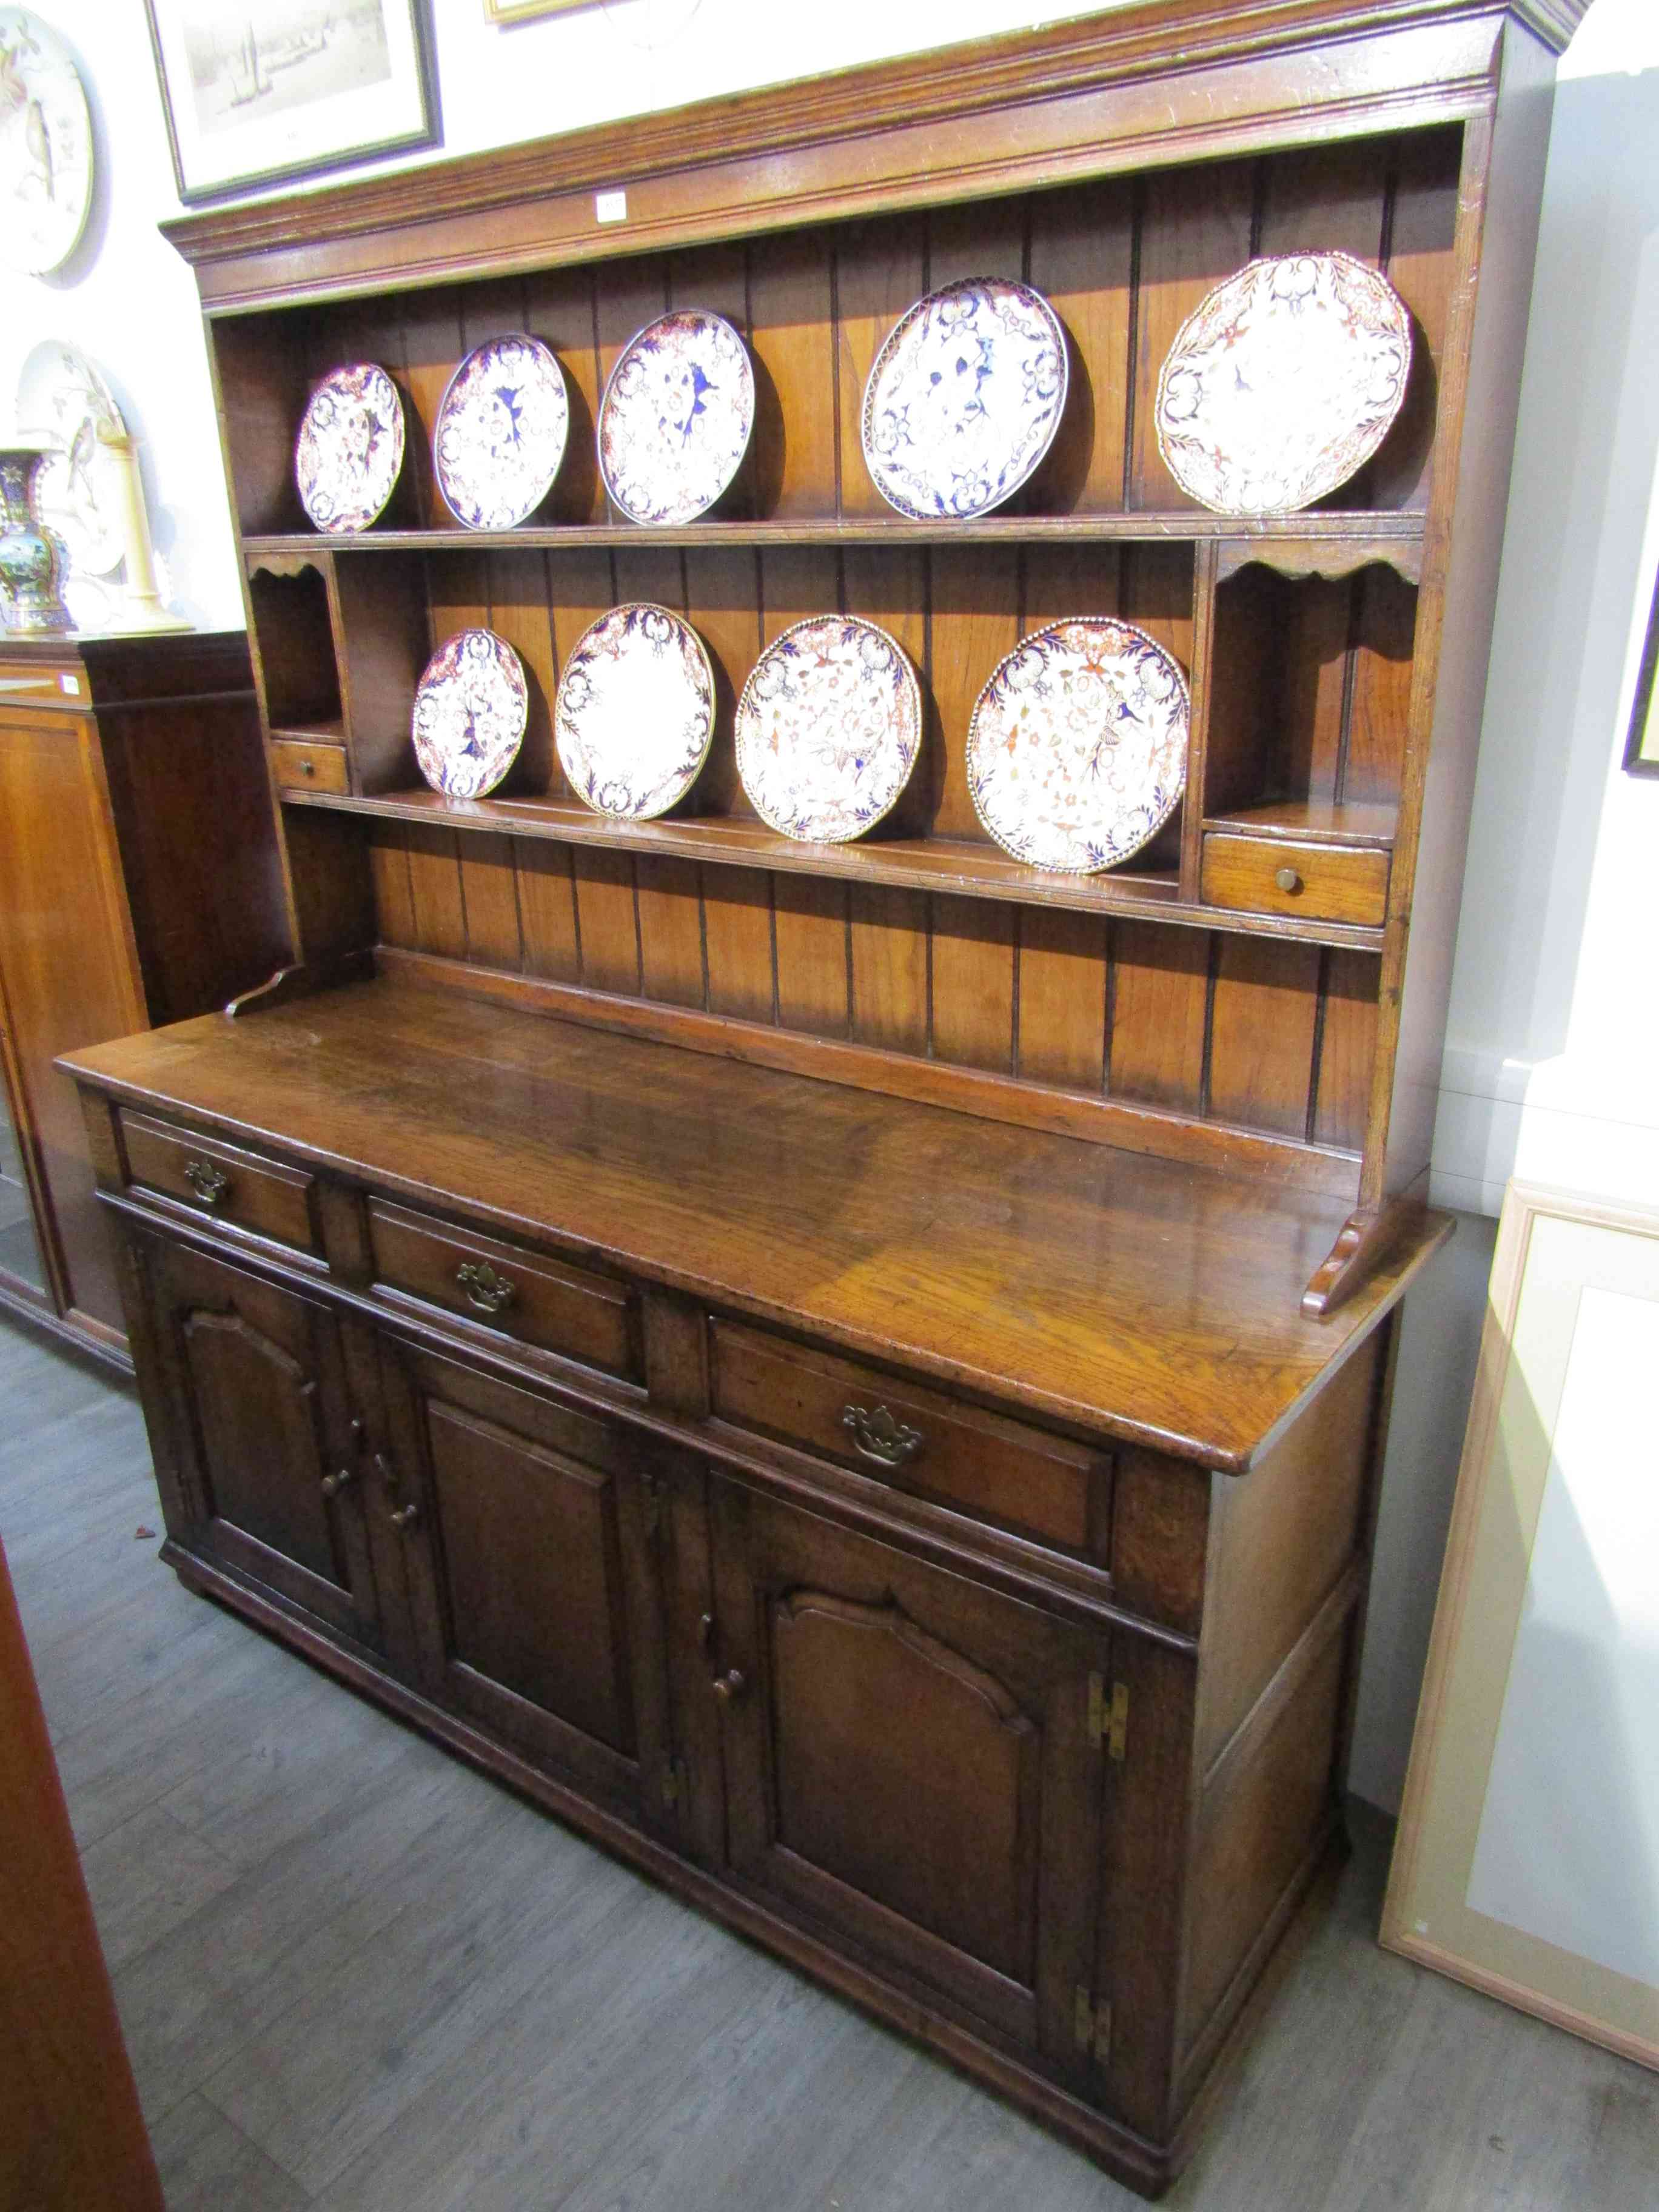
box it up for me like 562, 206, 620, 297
411, 629, 528, 800
597, 309, 754, 526
555, 603, 715, 819
435, 333, 568, 531
966, 619, 1188, 874
861, 276, 1067, 521
735, 615, 922, 845
295, 363, 404, 534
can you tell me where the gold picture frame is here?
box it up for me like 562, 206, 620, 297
1622, 566, 1659, 776
484, 0, 595, 22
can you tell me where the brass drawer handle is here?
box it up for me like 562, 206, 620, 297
388, 1501, 421, 1530
710, 1669, 747, 1704
298, 757, 316, 777
456, 1259, 516, 1315
183, 1158, 230, 1208
842, 1403, 923, 1469
1274, 866, 1303, 895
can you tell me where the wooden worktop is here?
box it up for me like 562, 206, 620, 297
61, 974, 1447, 1469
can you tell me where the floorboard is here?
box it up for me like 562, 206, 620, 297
2, 1310, 1654, 2211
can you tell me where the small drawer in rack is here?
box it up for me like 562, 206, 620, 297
269, 737, 349, 793
121, 1112, 322, 1256
367, 1199, 643, 1381
1201, 833, 1389, 928
709, 1319, 1107, 1557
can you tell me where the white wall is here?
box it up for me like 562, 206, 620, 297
8, 0, 1655, 1814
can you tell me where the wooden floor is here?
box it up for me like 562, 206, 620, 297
5, 1315, 1654, 2212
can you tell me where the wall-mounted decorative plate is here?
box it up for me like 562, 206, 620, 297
967, 618, 1188, 874
435, 333, 569, 531
0, 9, 93, 275
861, 276, 1068, 521
555, 602, 715, 819
411, 629, 528, 799
15, 339, 125, 579
295, 363, 405, 534
597, 309, 753, 526
736, 615, 922, 844
1155, 252, 1412, 514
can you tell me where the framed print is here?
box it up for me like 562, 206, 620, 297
143, 0, 438, 204
1623, 566, 1659, 776
1381, 1181, 1659, 2073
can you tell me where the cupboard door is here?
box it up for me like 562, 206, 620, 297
375, 1338, 678, 1832
708, 1476, 1107, 2074
136, 1235, 379, 1646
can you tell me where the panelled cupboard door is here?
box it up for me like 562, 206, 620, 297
136, 1236, 380, 1646
374, 1338, 679, 1833
708, 1477, 1108, 2080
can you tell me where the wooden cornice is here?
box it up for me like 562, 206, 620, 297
163, 0, 1584, 275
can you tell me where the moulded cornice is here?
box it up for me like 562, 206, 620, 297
161, 0, 1587, 276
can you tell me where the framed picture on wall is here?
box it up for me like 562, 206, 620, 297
1623, 566, 1659, 776
143, 0, 438, 204
1381, 1180, 1659, 2071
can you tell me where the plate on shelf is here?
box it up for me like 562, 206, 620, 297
861, 276, 1068, 521
597, 309, 754, 526
555, 602, 715, 819
0, 9, 93, 276
435, 333, 569, 531
411, 629, 528, 800
736, 615, 922, 844
1155, 252, 1412, 514
295, 363, 406, 534
967, 618, 1188, 874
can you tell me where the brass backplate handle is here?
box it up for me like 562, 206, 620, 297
842, 1403, 923, 1469
457, 1259, 517, 1315
183, 1158, 230, 1208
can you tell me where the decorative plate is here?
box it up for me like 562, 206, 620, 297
597, 309, 754, 526
555, 603, 715, 820
735, 615, 922, 844
966, 618, 1189, 874
0, 9, 92, 276
1155, 252, 1413, 514
15, 338, 126, 578
435, 333, 569, 531
860, 276, 1068, 521
411, 629, 528, 800
295, 364, 405, 534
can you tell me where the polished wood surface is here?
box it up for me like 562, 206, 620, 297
64, 973, 1443, 1470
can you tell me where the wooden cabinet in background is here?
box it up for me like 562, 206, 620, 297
0, 635, 287, 1366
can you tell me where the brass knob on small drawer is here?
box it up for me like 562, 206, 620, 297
183, 1159, 230, 1208
320, 1467, 355, 1498
1274, 866, 1303, 896
842, 1403, 923, 1469
299, 758, 315, 776
457, 1259, 517, 1315
388, 1501, 421, 1530
710, 1669, 748, 1704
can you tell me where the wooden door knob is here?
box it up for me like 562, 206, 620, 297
710, 1669, 747, 1703
388, 1501, 421, 1530
320, 1466, 355, 1498
1274, 866, 1302, 895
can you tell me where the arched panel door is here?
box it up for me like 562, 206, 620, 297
137, 1236, 379, 1646
708, 1475, 1109, 2081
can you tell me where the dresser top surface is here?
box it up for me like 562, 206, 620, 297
62, 975, 1446, 1468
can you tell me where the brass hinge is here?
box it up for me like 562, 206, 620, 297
1088, 1674, 1128, 1760
1074, 1985, 1113, 2065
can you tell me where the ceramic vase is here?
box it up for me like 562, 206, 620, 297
0, 446, 72, 633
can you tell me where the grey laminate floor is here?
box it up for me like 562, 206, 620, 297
4, 1313, 1655, 2212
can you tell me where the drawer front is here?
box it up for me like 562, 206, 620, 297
368, 1198, 642, 1381
269, 737, 349, 793
122, 1112, 321, 1256
709, 1320, 1104, 1555
1201, 834, 1389, 927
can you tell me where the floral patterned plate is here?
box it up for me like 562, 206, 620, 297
435, 333, 569, 531
555, 603, 715, 820
597, 309, 754, 526
736, 615, 922, 844
295, 363, 405, 534
1155, 252, 1412, 514
966, 618, 1188, 874
411, 629, 529, 800
861, 276, 1068, 521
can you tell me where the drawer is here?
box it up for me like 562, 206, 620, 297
709, 1320, 1106, 1556
368, 1199, 642, 1381
0, 660, 84, 706
1201, 834, 1389, 927
121, 1112, 321, 1257
269, 737, 349, 793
